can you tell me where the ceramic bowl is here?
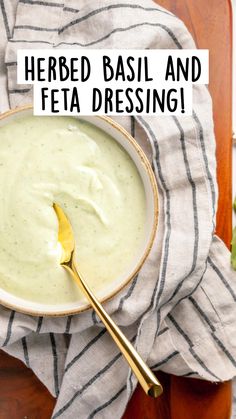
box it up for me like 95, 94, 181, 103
0, 105, 158, 316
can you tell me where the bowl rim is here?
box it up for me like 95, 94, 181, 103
0, 104, 158, 316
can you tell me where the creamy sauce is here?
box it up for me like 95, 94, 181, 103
0, 116, 146, 304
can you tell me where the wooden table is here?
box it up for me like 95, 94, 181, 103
0, 1, 232, 418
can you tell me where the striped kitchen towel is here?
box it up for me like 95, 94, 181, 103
0, 1, 236, 418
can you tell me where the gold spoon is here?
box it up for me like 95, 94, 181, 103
53, 203, 163, 398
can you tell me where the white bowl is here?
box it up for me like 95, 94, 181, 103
0, 105, 158, 316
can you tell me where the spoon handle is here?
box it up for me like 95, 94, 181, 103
69, 257, 163, 398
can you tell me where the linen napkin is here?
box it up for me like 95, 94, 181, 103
0, 1, 236, 418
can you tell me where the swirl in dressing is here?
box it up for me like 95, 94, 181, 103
0, 116, 146, 304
